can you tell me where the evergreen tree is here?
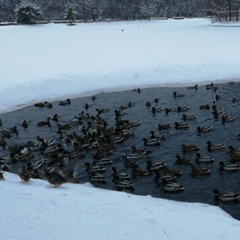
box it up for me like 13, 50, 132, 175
16, 5, 41, 24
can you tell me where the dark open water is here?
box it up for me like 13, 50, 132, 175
1, 82, 240, 219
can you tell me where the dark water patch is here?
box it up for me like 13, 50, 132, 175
1, 82, 240, 219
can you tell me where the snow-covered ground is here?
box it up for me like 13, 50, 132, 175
1, 18, 240, 240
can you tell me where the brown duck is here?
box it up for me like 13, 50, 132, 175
39, 168, 67, 187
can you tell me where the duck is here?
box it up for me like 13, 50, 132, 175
154, 98, 159, 103
191, 165, 210, 176
18, 165, 32, 182
59, 98, 71, 105
230, 153, 240, 162
84, 162, 106, 173
173, 92, 184, 97
112, 167, 130, 180
206, 83, 214, 90
162, 182, 184, 192
222, 115, 235, 124
199, 104, 210, 110
158, 124, 170, 131
145, 101, 151, 107
114, 179, 135, 191
149, 131, 166, 140
93, 158, 113, 165
38, 168, 67, 187
155, 172, 177, 184
91, 95, 97, 102
196, 153, 214, 163
5, 126, 18, 136
175, 155, 192, 165
129, 120, 141, 127
219, 161, 240, 171
207, 141, 225, 151
212, 189, 239, 202
228, 146, 240, 154
146, 160, 166, 172
152, 106, 163, 114
132, 167, 149, 178
181, 144, 199, 152
162, 166, 182, 176
197, 126, 212, 133
64, 172, 79, 183
89, 173, 106, 183
187, 84, 198, 90
49, 113, 59, 122
21, 120, 28, 129
44, 101, 53, 108
131, 146, 146, 155
182, 114, 196, 121
143, 138, 161, 146
37, 117, 51, 127
124, 156, 139, 168
34, 102, 45, 107
215, 94, 225, 101
232, 97, 238, 103
177, 105, 189, 112
165, 108, 177, 114
0, 172, 4, 180
175, 122, 189, 130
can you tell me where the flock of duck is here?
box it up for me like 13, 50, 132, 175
1, 81, 240, 213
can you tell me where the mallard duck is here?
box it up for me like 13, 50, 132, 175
84, 162, 106, 173
129, 120, 141, 127
212, 189, 239, 202
5, 126, 18, 136
132, 167, 149, 178
131, 146, 146, 155
173, 92, 184, 97
181, 144, 199, 152
206, 83, 214, 90
49, 113, 59, 122
114, 179, 134, 191
230, 153, 240, 161
197, 126, 212, 133
34, 102, 45, 107
207, 141, 225, 151
38, 168, 67, 187
187, 84, 198, 90
149, 131, 166, 140
37, 117, 51, 127
165, 108, 177, 114
143, 138, 161, 146
44, 101, 53, 108
232, 97, 238, 103
182, 114, 196, 121
215, 94, 225, 100
64, 172, 79, 183
199, 104, 210, 110
91, 95, 97, 102
177, 105, 189, 112
89, 173, 106, 183
175, 155, 192, 165
146, 160, 166, 172
222, 115, 235, 124
19, 165, 32, 182
112, 167, 130, 180
162, 182, 184, 192
152, 106, 163, 114
0, 172, 4, 180
21, 120, 28, 129
145, 101, 151, 107
93, 158, 113, 165
175, 122, 189, 130
228, 146, 240, 154
155, 172, 177, 184
124, 156, 139, 168
196, 153, 214, 163
154, 98, 159, 103
158, 124, 170, 131
219, 161, 240, 171
162, 166, 182, 176
191, 165, 210, 176
59, 98, 71, 105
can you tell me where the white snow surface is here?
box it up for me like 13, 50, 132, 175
1, 18, 240, 240
1, 18, 240, 114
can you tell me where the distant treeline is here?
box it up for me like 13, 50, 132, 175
0, 0, 238, 23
